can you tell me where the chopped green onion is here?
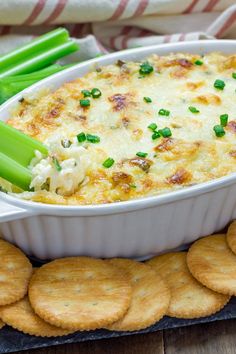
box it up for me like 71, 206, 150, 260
159, 127, 172, 138
52, 157, 62, 172
139, 62, 154, 75
214, 79, 225, 90
91, 88, 102, 98
102, 157, 114, 168
61, 138, 72, 148
158, 109, 170, 116
86, 134, 100, 143
188, 106, 200, 113
213, 125, 225, 137
152, 131, 161, 140
143, 96, 152, 103
195, 60, 203, 66
232, 73, 236, 79
220, 114, 228, 127
148, 123, 157, 131
136, 152, 148, 158
81, 89, 91, 97
80, 99, 90, 107
77, 132, 86, 143
129, 184, 137, 189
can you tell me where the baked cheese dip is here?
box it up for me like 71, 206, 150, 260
5, 52, 236, 205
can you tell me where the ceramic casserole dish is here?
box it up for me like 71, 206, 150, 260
0, 40, 236, 260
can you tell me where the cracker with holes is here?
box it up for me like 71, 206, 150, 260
0, 239, 32, 305
0, 296, 74, 337
0, 320, 5, 330
106, 258, 170, 331
29, 257, 132, 331
187, 234, 236, 296
147, 252, 230, 318
226, 220, 236, 254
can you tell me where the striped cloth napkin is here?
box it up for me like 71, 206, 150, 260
0, 0, 235, 63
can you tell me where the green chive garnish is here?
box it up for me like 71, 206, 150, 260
152, 131, 161, 140
232, 73, 236, 79
86, 134, 100, 143
52, 157, 62, 172
189, 106, 200, 113
61, 138, 72, 148
148, 123, 157, 131
80, 99, 90, 107
129, 184, 137, 189
158, 109, 170, 116
103, 157, 114, 168
136, 152, 148, 158
91, 88, 102, 98
159, 127, 172, 138
81, 89, 91, 97
139, 61, 154, 75
195, 60, 203, 66
143, 96, 152, 103
77, 132, 86, 143
213, 125, 225, 137
220, 114, 228, 127
214, 79, 225, 90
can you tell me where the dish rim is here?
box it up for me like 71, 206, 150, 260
1, 39, 236, 216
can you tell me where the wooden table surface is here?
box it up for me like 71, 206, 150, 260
15, 318, 236, 354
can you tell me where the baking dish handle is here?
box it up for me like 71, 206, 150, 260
0, 198, 35, 223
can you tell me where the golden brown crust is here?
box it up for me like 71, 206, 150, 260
0, 239, 32, 305
0, 297, 74, 337
187, 234, 236, 296
147, 252, 230, 318
106, 258, 170, 331
28, 257, 132, 331
7, 52, 236, 206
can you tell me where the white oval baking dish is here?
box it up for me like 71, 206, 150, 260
0, 40, 236, 260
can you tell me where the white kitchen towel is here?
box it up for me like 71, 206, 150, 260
0, 0, 235, 62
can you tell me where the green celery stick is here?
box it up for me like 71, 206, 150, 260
0, 41, 79, 78
0, 28, 69, 73
0, 121, 48, 167
0, 64, 72, 104
1, 64, 62, 83
0, 152, 32, 190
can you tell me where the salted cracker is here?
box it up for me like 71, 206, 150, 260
148, 252, 230, 318
106, 258, 170, 331
29, 257, 132, 331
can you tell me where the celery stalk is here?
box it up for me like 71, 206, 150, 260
0, 152, 32, 190
0, 64, 72, 104
1, 64, 63, 84
0, 121, 48, 167
0, 41, 79, 78
0, 28, 69, 73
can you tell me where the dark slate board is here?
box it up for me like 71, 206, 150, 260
0, 297, 235, 353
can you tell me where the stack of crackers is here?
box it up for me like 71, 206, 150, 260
0, 221, 236, 337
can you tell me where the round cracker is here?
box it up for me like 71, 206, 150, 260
0, 239, 32, 305
0, 296, 74, 337
0, 320, 5, 330
226, 221, 236, 254
106, 258, 170, 331
29, 257, 132, 331
187, 234, 236, 296
147, 252, 230, 318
